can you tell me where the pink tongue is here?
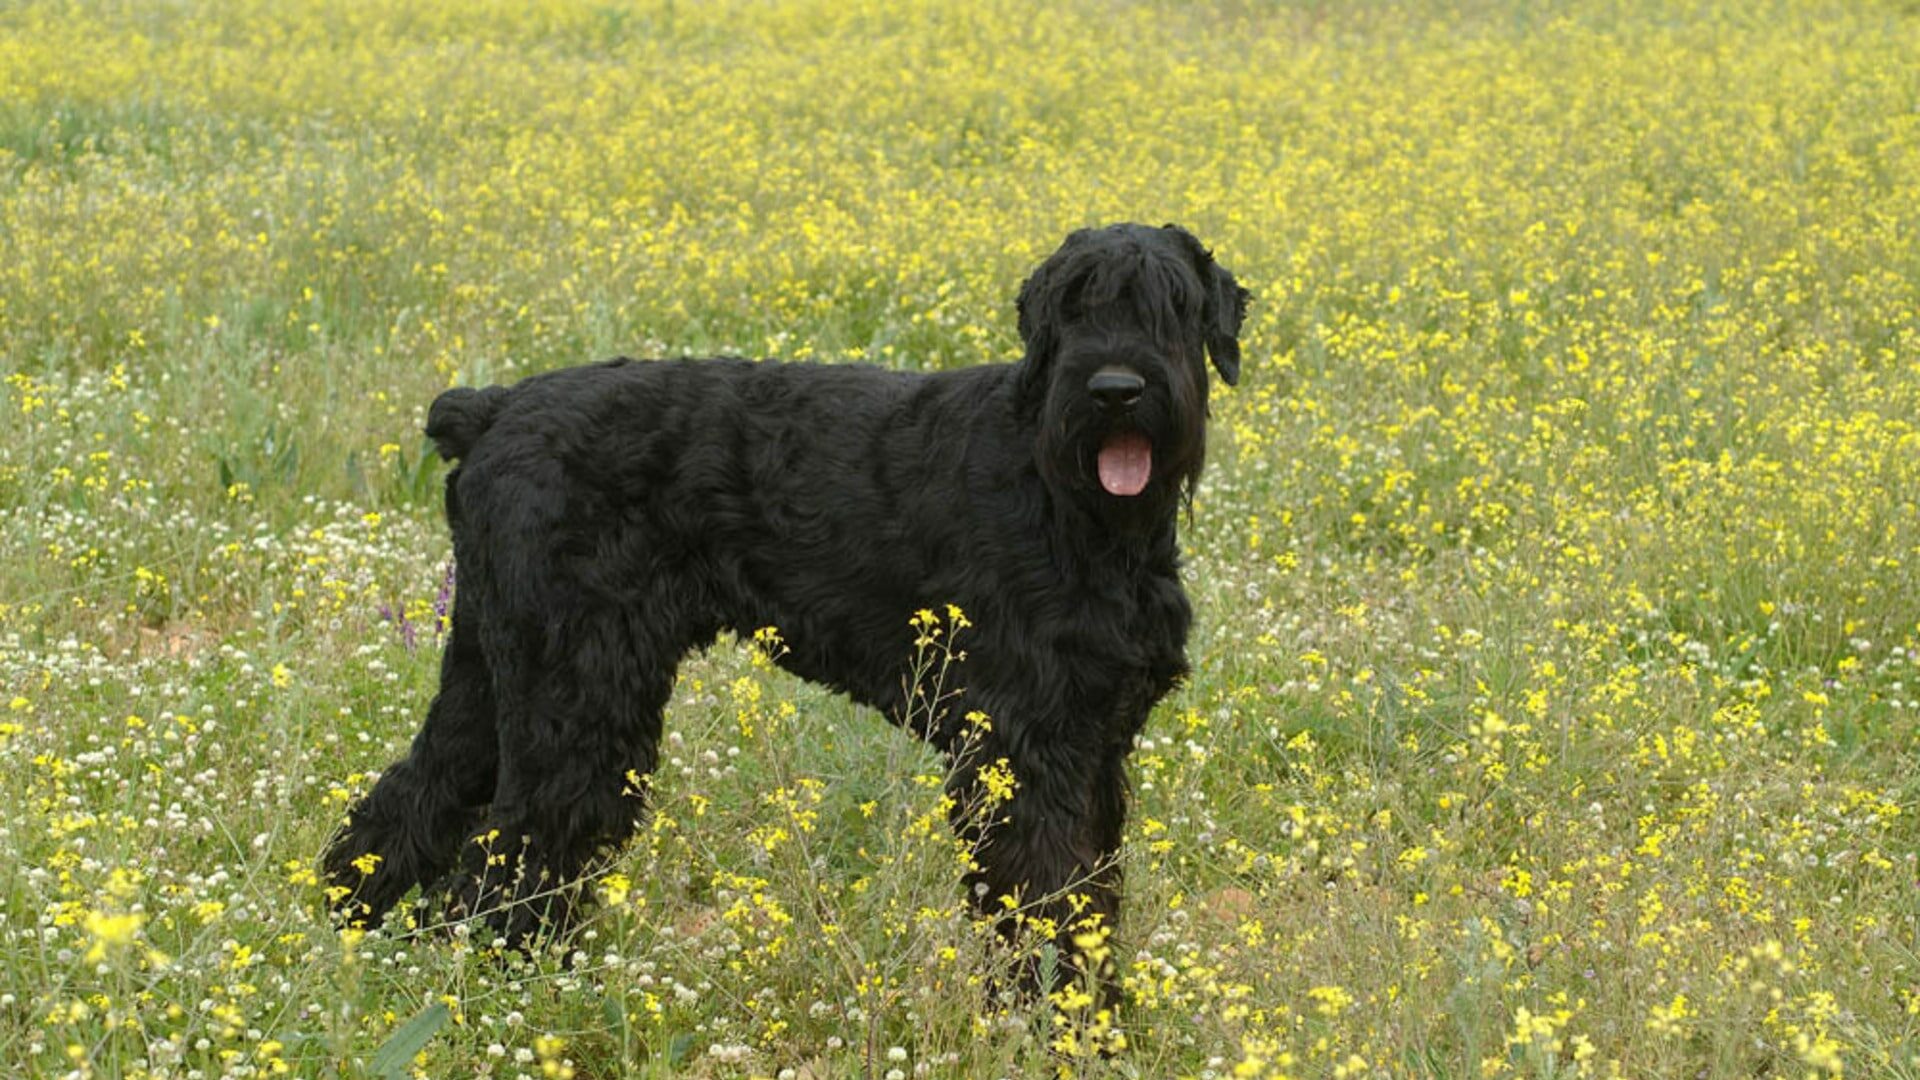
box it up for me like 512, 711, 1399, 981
1098, 432, 1153, 496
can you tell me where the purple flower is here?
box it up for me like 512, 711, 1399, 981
434, 561, 456, 636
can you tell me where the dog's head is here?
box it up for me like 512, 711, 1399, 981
1016, 223, 1249, 517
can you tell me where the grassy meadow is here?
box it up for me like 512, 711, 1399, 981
5, 0, 1920, 1075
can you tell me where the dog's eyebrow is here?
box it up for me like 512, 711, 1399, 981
1063, 247, 1207, 344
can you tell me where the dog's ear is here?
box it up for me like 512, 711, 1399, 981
1016, 263, 1054, 359
1202, 261, 1251, 387
1165, 224, 1251, 386
1015, 259, 1062, 397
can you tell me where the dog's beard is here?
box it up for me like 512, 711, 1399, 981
1096, 431, 1153, 496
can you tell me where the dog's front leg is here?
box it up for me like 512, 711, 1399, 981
947, 731, 1130, 1014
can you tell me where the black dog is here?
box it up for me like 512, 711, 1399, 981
324, 223, 1248, 995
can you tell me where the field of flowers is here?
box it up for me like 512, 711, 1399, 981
5, 0, 1920, 1075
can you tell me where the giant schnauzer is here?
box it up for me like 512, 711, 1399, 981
324, 223, 1249, 995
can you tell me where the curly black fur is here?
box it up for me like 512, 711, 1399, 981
323, 223, 1249, 996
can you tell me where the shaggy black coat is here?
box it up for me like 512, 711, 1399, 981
323, 223, 1249, 997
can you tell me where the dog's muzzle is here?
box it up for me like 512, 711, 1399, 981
1088, 367, 1153, 497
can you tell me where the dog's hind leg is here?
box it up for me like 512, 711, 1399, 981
323, 586, 499, 929
447, 604, 673, 947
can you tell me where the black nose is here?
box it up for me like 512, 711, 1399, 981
1088, 367, 1145, 409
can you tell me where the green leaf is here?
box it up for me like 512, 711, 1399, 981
601, 992, 628, 1042
666, 1032, 695, 1066
368, 1002, 450, 1079
345, 449, 368, 501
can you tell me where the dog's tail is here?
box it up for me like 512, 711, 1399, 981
425, 385, 509, 461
